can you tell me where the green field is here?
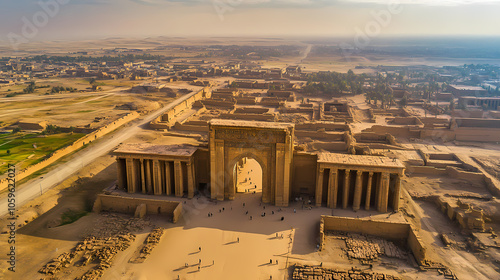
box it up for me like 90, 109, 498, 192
0, 132, 85, 175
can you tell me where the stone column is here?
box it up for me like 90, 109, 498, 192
214, 140, 225, 201
165, 161, 171, 196
393, 174, 401, 211
353, 170, 363, 211
153, 160, 161, 195
174, 160, 183, 197
365, 172, 374, 210
275, 143, 286, 206
117, 158, 124, 189
126, 158, 135, 193
187, 161, 195, 199
378, 172, 390, 212
282, 132, 293, 207
328, 169, 338, 208
375, 172, 381, 211
315, 167, 324, 207
209, 130, 217, 200
342, 170, 351, 209
140, 159, 146, 194
146, 160, 153, 194
267, 146, 275, 205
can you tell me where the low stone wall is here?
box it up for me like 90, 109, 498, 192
406, 166, 447, 175
357, 143, 406, 151
420, 129, 456, 142
0, 112, 140, 191
354, 132, 387, 143
234, 107, 269, 114
310, 141, 347, 152
451, 110, 485, 118
295, 131, 345, 141
280, 107, 314, 114
235, 97, 257, 105
363, 125, 421, 139
420, 117, 449, 128
218, 113, 276, 122
201, 99, 235, 109
93, 194, 182, 223
150, 87, 211, 129
428, 153, 455, 161
454, 128, 500, 142
259, 97, 286, 107
172, 122, 208, 132
387, 117, 424, 126
445, 166, 484, 185
319, 216, 427, 265
296, 122, 350, 132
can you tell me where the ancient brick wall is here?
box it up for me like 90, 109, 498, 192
93, 194, 182, 223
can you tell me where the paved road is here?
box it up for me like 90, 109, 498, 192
0, 88, 210, 217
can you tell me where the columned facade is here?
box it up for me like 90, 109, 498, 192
315, 153, 405, 213
114, 124, 404, 214
114, 144, 198, 199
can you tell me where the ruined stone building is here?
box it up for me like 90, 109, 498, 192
114, 120, 404, 212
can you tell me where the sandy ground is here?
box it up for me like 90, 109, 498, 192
0, 80, 204, 129
236, 159, 263, 193
403, 190, 500, 280
104, 191, 406, 280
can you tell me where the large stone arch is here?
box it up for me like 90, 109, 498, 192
209, 120, 294, 206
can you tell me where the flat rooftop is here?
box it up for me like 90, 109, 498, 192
461, 96, 500, 100
450, 85, 486, 91
317, 153, 405, 169
114, 143, 198, 157
210, 119, 294, 130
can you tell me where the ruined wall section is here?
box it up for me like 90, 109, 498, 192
319, 216, 427, 265
93, 194, 182, 223
150, 87, 211, 130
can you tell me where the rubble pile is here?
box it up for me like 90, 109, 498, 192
133, 227, 165, 263
421, 260, 458, 280
39, 233, 136, 279
76, 233, 136, 265
292, 265, 402, 280
343, 233, 407, 261
89, 213, 151, 238
39, 252, 77, 275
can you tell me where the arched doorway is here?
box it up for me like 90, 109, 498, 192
209, 120, 295, 207
233, 157, 263, 195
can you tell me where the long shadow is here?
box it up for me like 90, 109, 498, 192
173, 263, 199, 272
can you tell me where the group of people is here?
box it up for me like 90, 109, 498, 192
180, 246, 215, 275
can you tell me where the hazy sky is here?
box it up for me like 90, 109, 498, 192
1, 0, 500, 43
